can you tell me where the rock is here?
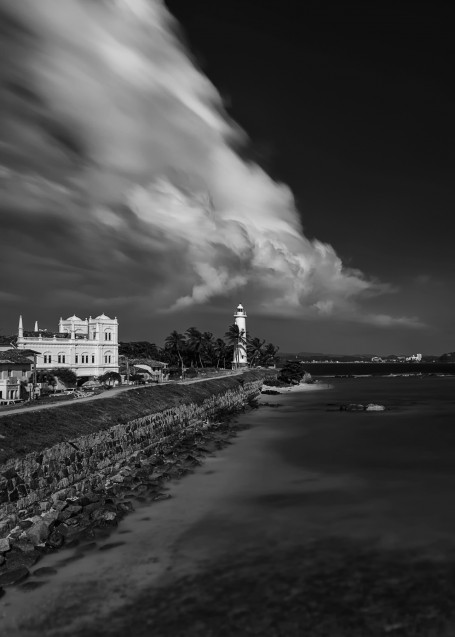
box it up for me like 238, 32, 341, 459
19, 580, 47, 591
116, 501, 134, 514
41, 510, 59, 528
51, 490, 69, 504
90, 508, 118, 526
46, 530, 65, 549
83, 502, 104, 516
66, 505, 83, 517
111, 474, 124, 484
65, 517, 82, 527
0, 566, 30, 587
26, 520, 50, 545
1, 547, 40, 571
0, 538, 10, 554
98, 541, 126, 552
57, 507, 72, 521
365, 403, 386, 411
77, 494, 101, 507
345, 403, 365, 411
53, 500, 68, 512
153, 493, 171, 502
33, 566, 58, 577
12, 539, 36, 553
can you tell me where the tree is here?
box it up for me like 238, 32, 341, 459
185, 327, 205, 367
129, 373, 144, 385
214, 338, 229, 368
164, 331, 186, 370
36, 371, 57, 393
278, 361, 306, 384
261, 343, 280, 367
248, 337, 266, 367
51, 368, 77, 387
36, 371, 56, 386
119, 341, 162, 360
201, 331, 216, 366
99, 371, 121, 386
225, 323, 247, 368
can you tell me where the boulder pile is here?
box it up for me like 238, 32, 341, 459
0, 417, 246, 594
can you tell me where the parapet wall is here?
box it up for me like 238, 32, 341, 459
0, 373, 265, 536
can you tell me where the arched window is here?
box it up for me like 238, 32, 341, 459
43, 352, 52, 364
104, 330, 112, 341
81, 352, 89, 364
104, 350, 112, 364
57, 352, 66, 364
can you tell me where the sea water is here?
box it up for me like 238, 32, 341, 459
2, 376, 455, 634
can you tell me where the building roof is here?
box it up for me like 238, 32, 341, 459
95, 313, 111, 320
17, 349, 40, 357
133, 361, 167, 372
66, 315, 82, 321
0, 350, 33, 366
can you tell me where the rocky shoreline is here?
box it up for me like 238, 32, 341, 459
0, 401, 258, 596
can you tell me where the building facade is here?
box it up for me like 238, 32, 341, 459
232, 303, 248, 368
16, 314, 119, 378
0, 351, 32, 403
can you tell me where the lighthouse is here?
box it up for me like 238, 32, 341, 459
233, 303, 248, 368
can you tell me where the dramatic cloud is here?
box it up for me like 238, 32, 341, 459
0, 0, 420, 328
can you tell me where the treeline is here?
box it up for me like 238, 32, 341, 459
119, 324, 279, 369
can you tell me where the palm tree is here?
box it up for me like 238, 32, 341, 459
214, 338, 228, 368
225, 323, 247, 368
164, 330, 186, 370
185, 327, 204, 367
261, 342, 280, 367
248, 337, 266, 367
202, 331, 216, 366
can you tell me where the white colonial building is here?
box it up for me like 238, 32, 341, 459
16, 313, 119, 378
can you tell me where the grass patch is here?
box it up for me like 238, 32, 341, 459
0, 372, 266, 464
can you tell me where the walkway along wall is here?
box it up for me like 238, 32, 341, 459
0, 372, 266, 536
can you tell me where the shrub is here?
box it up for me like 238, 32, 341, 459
185, 367, 198, 379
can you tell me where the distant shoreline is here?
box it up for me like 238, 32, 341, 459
295, 362, 455, 377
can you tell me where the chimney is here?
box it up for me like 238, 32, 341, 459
18, 315, 24, 339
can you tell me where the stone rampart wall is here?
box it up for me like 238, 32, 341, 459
0, 376, 263, 536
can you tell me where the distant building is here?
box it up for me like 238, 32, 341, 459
406, 353, 422, 362
131, 361, 169, 383
16, 314, 119, 377
0, 350, 33, 402
232, 304, 248, 368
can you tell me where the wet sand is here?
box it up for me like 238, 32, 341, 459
2, 378, 455, 636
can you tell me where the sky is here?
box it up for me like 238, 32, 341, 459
0, 0, 453, 354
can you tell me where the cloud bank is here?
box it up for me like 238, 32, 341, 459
0, 0, 420, 327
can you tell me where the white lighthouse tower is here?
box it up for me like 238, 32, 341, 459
233, 303, 248, 368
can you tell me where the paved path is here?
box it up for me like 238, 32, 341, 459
0, 371, 243, 418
